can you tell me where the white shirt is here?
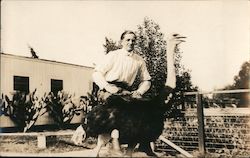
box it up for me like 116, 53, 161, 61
94, 49, 151, 89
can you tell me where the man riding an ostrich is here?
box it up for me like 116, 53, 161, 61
71, 30, 185, 157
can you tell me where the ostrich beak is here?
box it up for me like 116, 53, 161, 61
172, 33, 186, 42
174, 34, 186, 39
173, 33, 186, 38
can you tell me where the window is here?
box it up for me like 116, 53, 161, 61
14, 76, 29, 93
51, 79, 63, 95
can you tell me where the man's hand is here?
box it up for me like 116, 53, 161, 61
105, 84, 120, 94
131, 91, 142, 99
120, 90, 132, 95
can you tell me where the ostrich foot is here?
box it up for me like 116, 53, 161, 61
138, 143, 158, 157
109, 149, 124, 157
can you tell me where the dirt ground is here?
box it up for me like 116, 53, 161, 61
0, 135, 93, 153
0, 135, 166, 157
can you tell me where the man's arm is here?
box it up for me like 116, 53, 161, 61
92, 71, 120, 94
132, 59, 152, 98
92, 71, 109, 90
131, 80, 151, 99
92, 52, 120, 94
136, 80, 151, 95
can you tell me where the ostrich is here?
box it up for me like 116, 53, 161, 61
71, 33, 186, 157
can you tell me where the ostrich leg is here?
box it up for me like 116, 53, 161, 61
110, 129, 123, 156
138, 141, 157, 157
93, 134, 111, 157
125, 142, 137, 157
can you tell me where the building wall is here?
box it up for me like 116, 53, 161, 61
0, 53, 94, 98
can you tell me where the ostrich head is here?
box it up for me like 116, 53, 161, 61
168, 33, 186, 46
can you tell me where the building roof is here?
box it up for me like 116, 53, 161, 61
1, 52, 94, 69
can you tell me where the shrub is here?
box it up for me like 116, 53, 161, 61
3, 89, 45, 132
42, 91, 87, 128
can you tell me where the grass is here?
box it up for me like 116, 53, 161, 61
0, 135, 96, 154
0, 135, 166, 157
2, 132, 248, 157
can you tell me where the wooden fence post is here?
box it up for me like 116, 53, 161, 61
196, 93, 205, 156
37, 134, 46, 149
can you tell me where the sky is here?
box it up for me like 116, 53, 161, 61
1, 0, 249, 91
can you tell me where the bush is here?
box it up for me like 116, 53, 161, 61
42, 91, 87, 128
1, 90, 88, 131
3, 89, 44, 132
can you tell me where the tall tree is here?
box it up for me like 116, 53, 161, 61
213, 60, 250, 107
234, 61, 250, 89
103, 37, 120, 54
134, 17, 167, 97
103, 17, 198, 106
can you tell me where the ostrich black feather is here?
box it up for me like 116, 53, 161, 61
82, 92, 167, 145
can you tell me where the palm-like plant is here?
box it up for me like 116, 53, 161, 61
4, 89, 45, 132
43, 91, 87, 128
1, 89, 88, 131
0, 93, 11, 116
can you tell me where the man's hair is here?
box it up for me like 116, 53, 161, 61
120, 30, 136, 40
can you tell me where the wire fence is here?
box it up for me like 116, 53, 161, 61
156, 89, 250, 157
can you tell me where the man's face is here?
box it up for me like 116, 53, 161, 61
121, 33, 136, 52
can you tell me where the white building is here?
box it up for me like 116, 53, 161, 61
0, 53, 94, 98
